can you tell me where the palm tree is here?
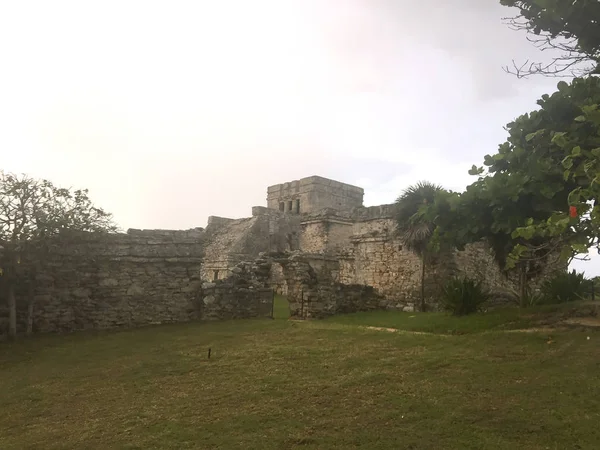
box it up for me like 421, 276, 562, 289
395, 181, 445, 312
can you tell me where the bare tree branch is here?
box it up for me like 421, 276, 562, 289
501, 13, 599, 78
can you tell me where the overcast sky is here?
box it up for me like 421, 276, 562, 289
1, 0, 597, 274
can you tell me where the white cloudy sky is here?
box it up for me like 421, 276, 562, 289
1, 0, 597, 274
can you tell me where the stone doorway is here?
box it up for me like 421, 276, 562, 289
272, 294, 290, 319
269, 262, 290, 319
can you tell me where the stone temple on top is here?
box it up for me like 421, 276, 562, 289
266, 175, 364, 214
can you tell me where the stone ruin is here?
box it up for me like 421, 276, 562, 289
0, 175, 563, 334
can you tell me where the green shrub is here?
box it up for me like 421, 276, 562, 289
540, 270, 590, 304
499, 285, 544, 307
521, 287, 545, 307
441, 277, 490, 316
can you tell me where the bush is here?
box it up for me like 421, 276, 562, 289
520, 287, 545, 307
441, 277, 490, 316
540, 270, 590, 304
498, 285, 544, 307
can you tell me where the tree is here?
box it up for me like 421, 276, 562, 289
425, 82, 590, 306
395, 181, 446, 312
451, 176, 564, 307
511, 76, 600, 262
500, 0, 600, 78
0, 171, 117, 339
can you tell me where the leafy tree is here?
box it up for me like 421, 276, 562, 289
500, 0, 600, 77
426, 175, 555, 307
425, 81, 592, 306
395, 181, 446, 312
0, 171, 117, 339
510, 76, 600, 264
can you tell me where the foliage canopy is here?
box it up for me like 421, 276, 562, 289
0, 171, 117, 338
500, 0, 600, 77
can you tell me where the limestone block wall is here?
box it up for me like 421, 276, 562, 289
331, 209, 549, 310
199, 282, 273, 320
5, 229, 206, 334
197, 261, 274, 320
299, 218, 354, 254
1, 228, 280, 336
299, 221, 328, 253
453, 241, 567, 300
453, 242, 515, 292
347, 236, 422, 309
201, 210, 301, 282
274, 254, 384, 319
335, 217, 421, 309
201, 216, 258, 281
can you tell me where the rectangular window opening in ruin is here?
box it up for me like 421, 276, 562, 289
213, 270, 219, 281
279, 202, 285, 212
288, 200, 293, 212
296, 199, 300, 213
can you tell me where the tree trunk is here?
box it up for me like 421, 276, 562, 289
420, 256, 426, 312
26, 282, 34, 335
7, 281, 16, 340
519, 262, 527, 308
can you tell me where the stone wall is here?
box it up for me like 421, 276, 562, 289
1, 228, 277, 335
200, 209, 301, 282
298, 221, 328, 253
273, 253, 385, 319
453, 242, 515, 293
300, 214, 354, 254
3, 229, 205, 334
301, 204, 556, 311
197, 260, 273, 320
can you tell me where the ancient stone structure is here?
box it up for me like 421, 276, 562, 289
197, 260, 273, 321
0, 175, 563, 335
267, 175, 364, 214
2, 229, 274, 333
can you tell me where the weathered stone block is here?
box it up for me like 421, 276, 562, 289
203, 295, 216, 305
71, 288, 92, 298
99, 278, 119, 287
126, 284, 144, 296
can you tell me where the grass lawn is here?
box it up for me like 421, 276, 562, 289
1, 298, 600, 449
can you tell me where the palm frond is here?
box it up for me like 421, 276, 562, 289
395, 181, 446, 248
395, 181, 445, 225
402, 221, 432, 243
400, 221, 432, 255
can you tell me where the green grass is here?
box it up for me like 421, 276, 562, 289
324, 308, 535, 334
1, 300, 600, 449
273, 294, 290, 320
325, 301, 598, 334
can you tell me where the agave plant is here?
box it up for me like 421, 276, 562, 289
441, 277, 490, 316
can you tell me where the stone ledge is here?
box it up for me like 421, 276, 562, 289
300, 218, 354, 226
